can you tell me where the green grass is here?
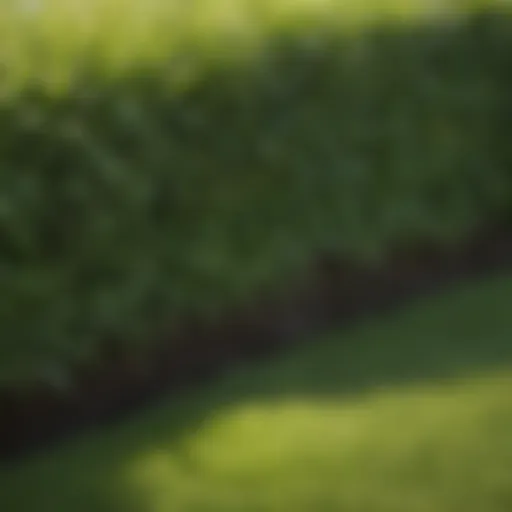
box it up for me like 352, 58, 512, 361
2, 273, 512, 511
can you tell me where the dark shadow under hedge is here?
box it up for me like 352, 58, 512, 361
2, 220, 512, 464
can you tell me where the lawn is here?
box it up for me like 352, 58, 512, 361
1, 272, 512, 511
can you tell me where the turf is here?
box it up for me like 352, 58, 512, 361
1, 272, 512, 511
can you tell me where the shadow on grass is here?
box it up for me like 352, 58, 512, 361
2, 272, 512, 511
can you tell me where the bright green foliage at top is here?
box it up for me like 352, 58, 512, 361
0, 0, 511, 385
0, 0, 502, 97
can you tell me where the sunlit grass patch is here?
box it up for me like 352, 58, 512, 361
125, 371, 512, 512
2, 274, 512, 511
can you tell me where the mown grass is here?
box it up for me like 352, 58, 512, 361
2, 273, 512, 511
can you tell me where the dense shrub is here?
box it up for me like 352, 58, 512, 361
0, 1, 511, 387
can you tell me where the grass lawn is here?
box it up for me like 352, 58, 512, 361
1, 273, 512, 511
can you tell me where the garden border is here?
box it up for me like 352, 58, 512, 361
2, 222, 512, 464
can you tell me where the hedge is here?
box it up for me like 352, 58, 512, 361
0, 0, 511, 387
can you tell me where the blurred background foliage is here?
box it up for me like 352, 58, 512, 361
0, 0, 511, 387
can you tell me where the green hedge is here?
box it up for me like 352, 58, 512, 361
0, 1, 511, 387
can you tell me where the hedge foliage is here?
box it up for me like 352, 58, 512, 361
0, 1, 511, 387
